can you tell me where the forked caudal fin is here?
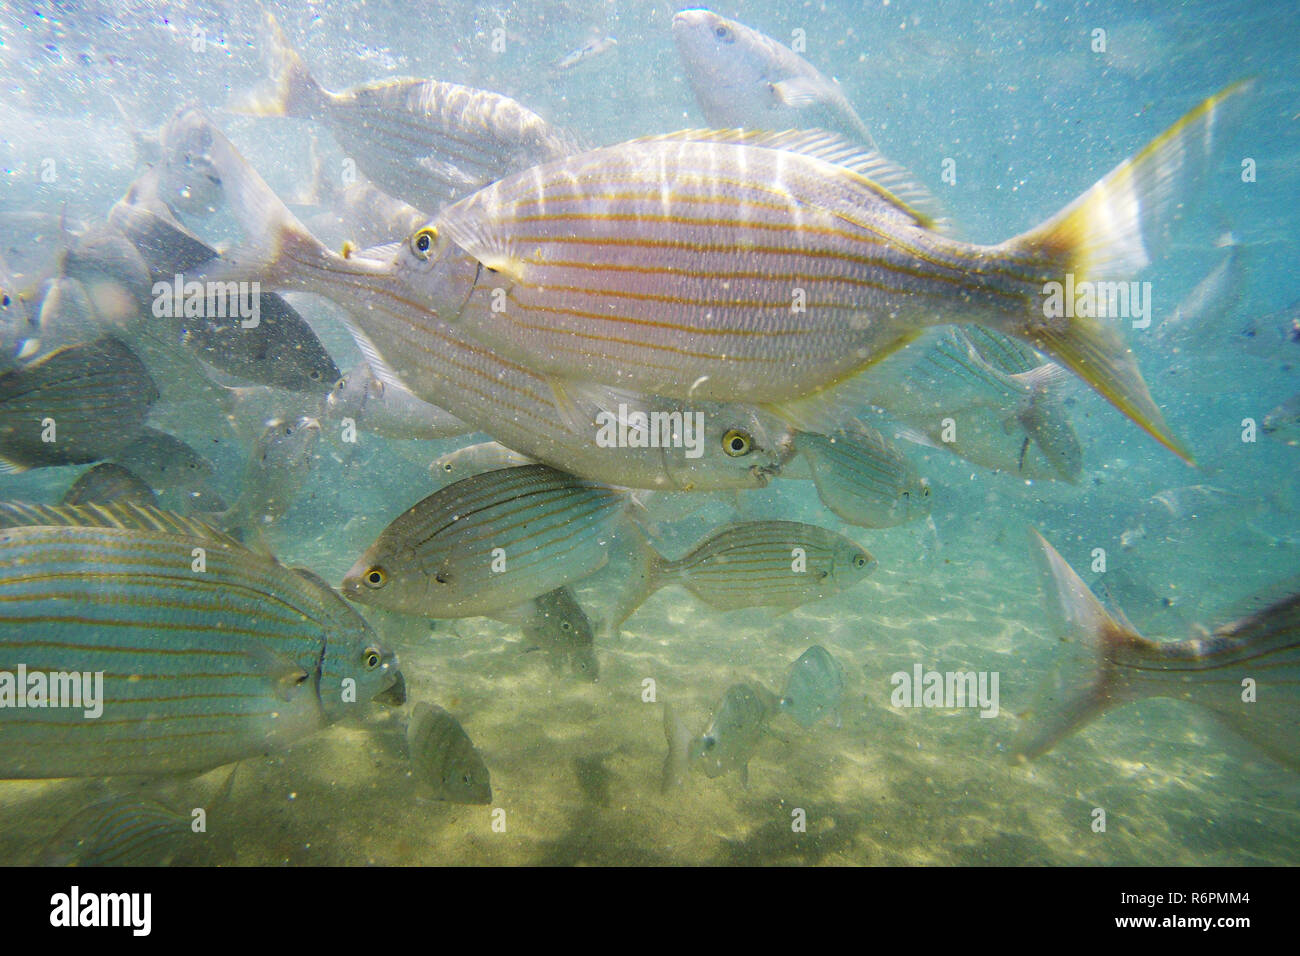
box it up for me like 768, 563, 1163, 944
228, 8, 328, 119
1012, 529, 1154, 761
1004, 80, 1255, 465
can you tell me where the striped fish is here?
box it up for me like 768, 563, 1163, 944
40, 796, 201, 867
186, 113, 796, 491
236, 10, 578, 212
0, 503, 401, 779
393, 86, 1245, 463
0, 337, 158, 473
406, 703, 492, 804
342, 464, 634, 618
1014, 531, 1300, 770
663, 683, 781, 789
607, 520, 875, 632
492, 585, 598, 682
794, 421, 931, 528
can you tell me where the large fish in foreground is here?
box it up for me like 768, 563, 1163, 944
0, 503, 402, 779
671, 8, 877, 149
235, 10, 578, 212
1013, 530, 1300, 770
206, 84, 1248, 463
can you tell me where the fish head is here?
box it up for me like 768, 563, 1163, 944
662, 403, 796, 489
393, 221, 483, 321
899, 475, 934, 522
438, 755, 493, 804
325, 365, 369, 419
259, 415, 322, 477
689, 731, 729, 777
0, 263, 35, 366
833, 534, 877, 584
320, 621, 403, 721
341, 539, 429, 616
158, 107, 225, 217
672, 10, 780, 125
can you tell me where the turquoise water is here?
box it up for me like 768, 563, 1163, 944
0, 0, 1296, 866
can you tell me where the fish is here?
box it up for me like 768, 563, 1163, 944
430, 441, 535, 480
1013, 530, 1300, 770
496, 585, 598, 681
61, 462, 159, 508
1156, 234, 1246, 342
554, 35, 617, 71
220, 415, 322, 538
265, 78, 1255, 466
0, 252, 35, 369
39, 768, 236, 866
108, 427, 215, 494
118, 103, 226, 219
39, 795, 203, 867
184, 112, 798, 491
235, 10, 578, 211
109, 199, 341, 394
794, 421, 932, 527
0, 502, 402, 778
406, 702, 493, 804
1262, 394, 1300, 446
0, 336, 158, 473
342, 464, 635, 618
862, 328, 1083, 482
1236, 299, 1300, 369
778, 645, 846, 728
606, 520, 876, 633
663, 683, 780, 788
325, 362, 472, 441
32, 276, 102, 350
671, 8, 876, 149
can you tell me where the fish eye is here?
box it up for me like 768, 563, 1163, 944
921, 484, 931, 498
721, 429, 752, 457
363, 567, 387, 589
363, 647, 382, 669
560, 620, 572, 631
434, 570, 451, 584
309, 369, 322, 381
702, 736, 717, 750
715, 25, 731, 40
1, 293, 9, 307
852, 553, 869, 569
411, 227, 438, 259
442, 462, 453, 472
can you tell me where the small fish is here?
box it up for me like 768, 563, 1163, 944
864, 328, 1083, 482
664, 683, 780, 789
1262, 395, 1300, 446
342, 464, 633, 618
220, 415, 322, 537
117, 102, 225, 219
1236, 300, 1300, 368
795, 422, 931, 528
607, 520, 876, 633
235, 10, 578, 211
1013, 531, 1300, 770
672, 9, 876, 148
406, 702, 493, 804
778, 645, 846, 728
109, 427, 215, 494
39, 796, 200, 867
61, 462, 159, 507
430, 441, 535, 480
1156, 234, 1246, 342
0, 503, 401, 778
555, 35, 617, 71
0, 336, 158, 473
500, 586, 598, 681
326, 362, 471, 441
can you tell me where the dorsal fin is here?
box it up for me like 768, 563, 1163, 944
0, 501, 245, 547
628, 128, 949, 231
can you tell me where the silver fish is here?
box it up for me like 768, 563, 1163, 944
779, 645, 846, 728
407, 702, 493, 804
672, 8, 876, 148
325, 362, 471, 441
236, 10, 578, 211
220, 415, 322, 537
109, 427, 215, 494
664, 683, 780, 789
794, 421, 932, 527
430, 441, 536, 481
61, 462, 159, 508
496, 585, 598, 682
1014, 530, 1300, 770
555, 35, 618, 71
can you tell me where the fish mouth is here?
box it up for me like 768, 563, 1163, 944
373, 671, 406, 707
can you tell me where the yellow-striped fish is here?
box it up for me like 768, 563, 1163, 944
342, 464, 635, 618
0, 503, 401, 779
794, 421, 931, 528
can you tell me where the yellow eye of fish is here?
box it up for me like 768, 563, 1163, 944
363, 648, 382, 669
412, 227, 438, 259
722, 429, 752, 457
364, 567, 387, 589
853, 553, 869, 569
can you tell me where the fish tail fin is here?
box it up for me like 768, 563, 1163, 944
660, 702, 692, 793
179, 111, 338, 294
1004, 81, 1254, 465
602, 527, 667, 637
1012, 529, 1151, 762
230, 9, 325, 118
